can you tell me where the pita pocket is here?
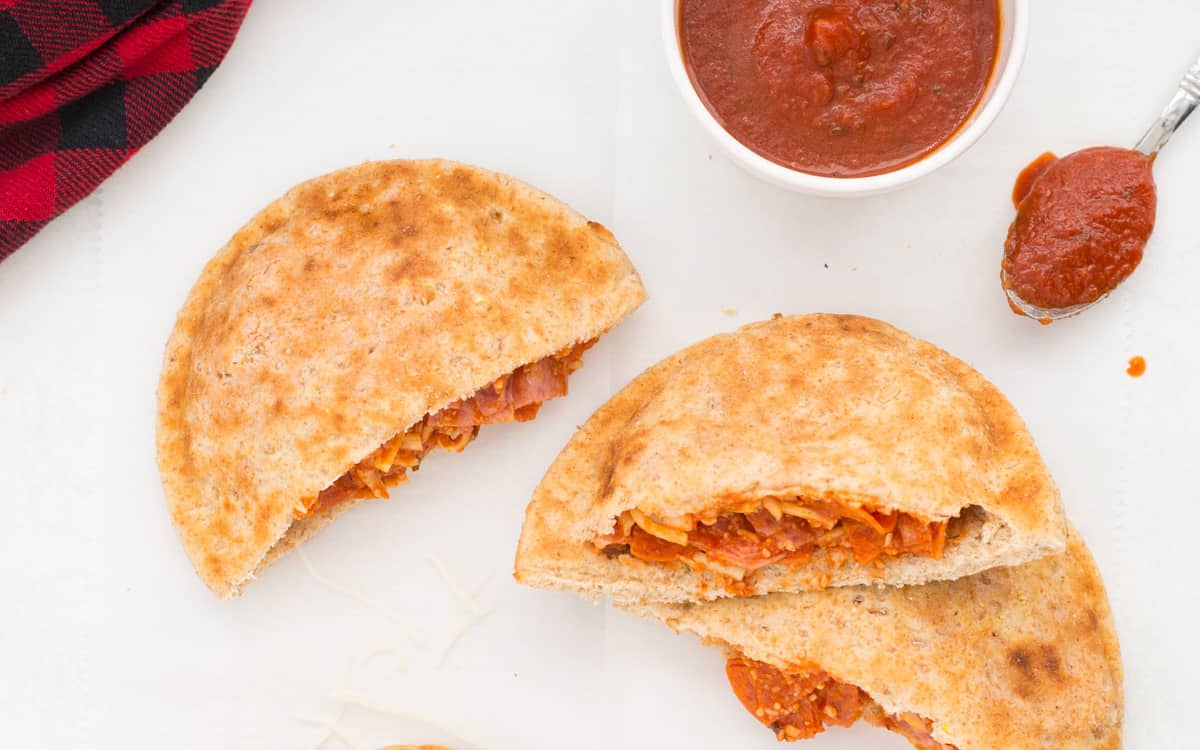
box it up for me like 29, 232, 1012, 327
157, 159, 646, 597
516, 314, 1065, 603
626, 527, 1122, 750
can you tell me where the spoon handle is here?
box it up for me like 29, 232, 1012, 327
1135, 53, 1200, 156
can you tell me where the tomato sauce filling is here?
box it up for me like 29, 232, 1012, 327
595, 498, 951, 584
1002, 147, 1157, 311
679, 0, 1000, 177
726, 656, 956, 749
296, 340, 596, 519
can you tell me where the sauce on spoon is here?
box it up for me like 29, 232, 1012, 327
1002, 147, 1157, 313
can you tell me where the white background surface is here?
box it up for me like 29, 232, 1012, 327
2, 1, 1198, 748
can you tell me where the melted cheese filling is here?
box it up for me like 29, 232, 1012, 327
595, 497, 956, 586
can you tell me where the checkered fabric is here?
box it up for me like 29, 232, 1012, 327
0, 0, 251, 262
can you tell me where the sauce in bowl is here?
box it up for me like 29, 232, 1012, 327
679, 0, 1001, 177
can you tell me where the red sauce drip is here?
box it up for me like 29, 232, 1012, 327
1126, 356, 1146, 378
1002, 147, 1157, 311
679, 0, 1000, 177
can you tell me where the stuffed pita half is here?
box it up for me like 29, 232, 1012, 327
157, 159, 646, 597
516, 314, 1065, 603
625, 527, 1122, 750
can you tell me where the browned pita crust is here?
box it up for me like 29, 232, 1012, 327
157, 159, 646, 598
515, 314, 1066, 602
626, 527, 1123, 750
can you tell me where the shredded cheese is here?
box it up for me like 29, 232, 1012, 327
629, 508, 688, 546
328, 688, 491, 750
297, 713, 360, 750
296, 549, 422, 648
429, 554, 483, 611
361, 646, 409, 672
292, 557, 505, 749
429, 554, 494, 666
687, 552, 746, 581
304, 660, 355, 750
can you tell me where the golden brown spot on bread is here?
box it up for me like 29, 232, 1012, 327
1040, 644, 1063, 679
613, 431, 650, 476
559, 230, 616, 298
252, 499, 275, 545
379, 160, 418, 182
293, 432, 321, 458
210, 515, 232, 543
1009, 646, 1032, 674
203, 553, 225, 580
346, 349, 368, 370
598, 441, 620, 501
387, 253, 440, 284
786, 374, 808, 392
328, 442, 351, 466
1001, 473, 1046, 507
504, 225, 530, 256
443, 166, 493, 208
389, 225, 419, 245
1007, 641, 1065, 698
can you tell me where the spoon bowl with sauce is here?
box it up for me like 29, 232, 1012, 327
1002, 54, 1200, 322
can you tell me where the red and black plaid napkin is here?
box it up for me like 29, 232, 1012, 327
0, 0, 251, 263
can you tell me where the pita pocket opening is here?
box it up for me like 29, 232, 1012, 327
157, 159, 646, 598
515, 314, 1066, 604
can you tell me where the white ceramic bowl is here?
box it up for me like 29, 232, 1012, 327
661, 0, 1029, 197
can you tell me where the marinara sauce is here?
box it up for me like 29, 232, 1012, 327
679, 0, 1000, 177
1002, 147, 1157, 311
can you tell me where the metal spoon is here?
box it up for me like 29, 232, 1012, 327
1005, 53, 1200, 322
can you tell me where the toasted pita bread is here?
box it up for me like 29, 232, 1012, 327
515, 314, 1066, 603
625, 527, 1122, 749
157, 159, 646, 598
